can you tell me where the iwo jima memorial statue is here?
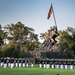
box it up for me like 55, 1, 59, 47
25, 3, 60, 59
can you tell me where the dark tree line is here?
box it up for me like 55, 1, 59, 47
59, 27, 75, 58
0, 22, 75, 58
0, 22, 40, 58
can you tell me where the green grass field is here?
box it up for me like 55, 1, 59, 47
0, 67, 75, 75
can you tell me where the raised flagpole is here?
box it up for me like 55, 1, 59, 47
51, 3, 57, 27
47, 3, 58, 32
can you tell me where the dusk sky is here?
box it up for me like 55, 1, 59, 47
0, 0, 75, 39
